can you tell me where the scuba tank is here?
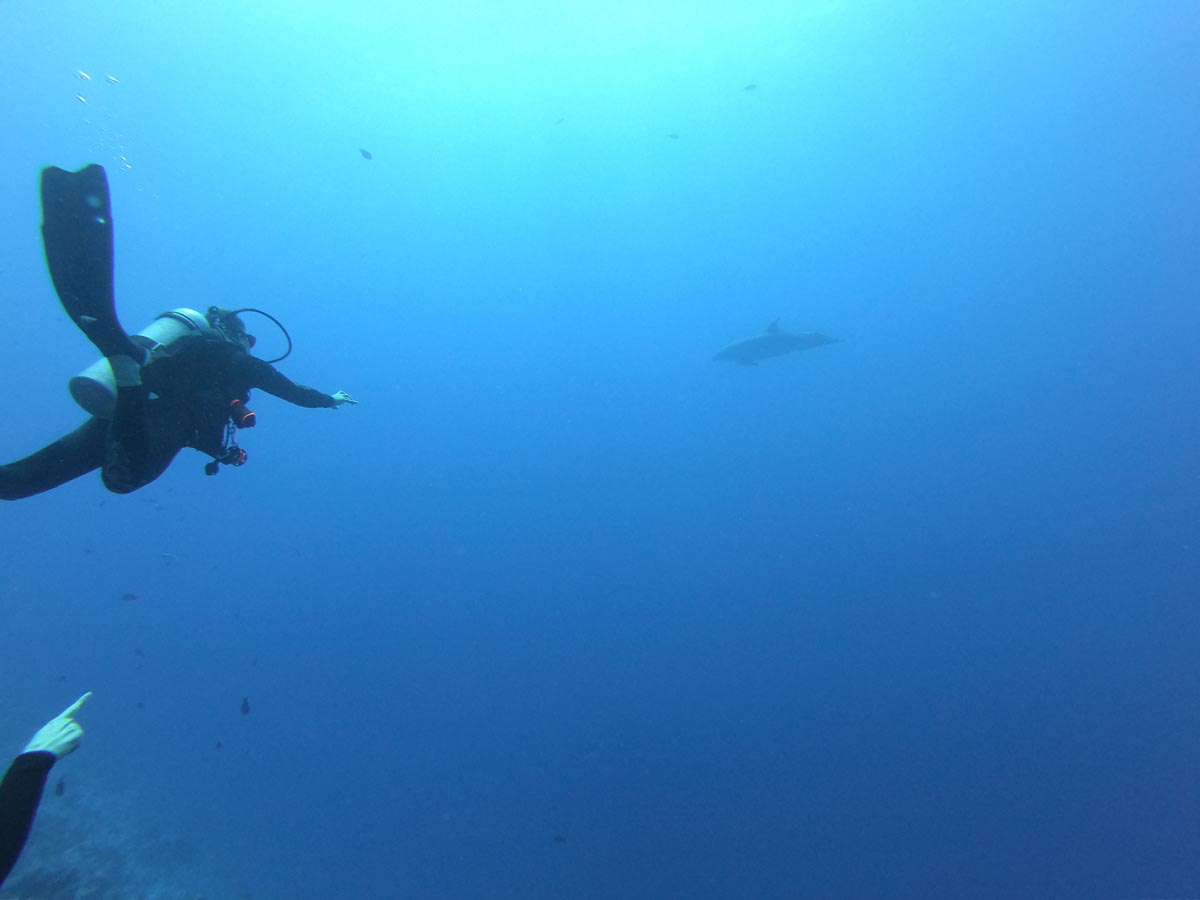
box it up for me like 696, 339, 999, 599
69, 305, 293, 419
68, 307, 214, 418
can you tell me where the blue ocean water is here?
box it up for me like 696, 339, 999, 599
1, 1, 1197, 897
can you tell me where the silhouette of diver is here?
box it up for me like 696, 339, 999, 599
0, 164, 356, 500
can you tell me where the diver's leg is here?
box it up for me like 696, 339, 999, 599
0, 418, 107, 500
100, 390, 185, 494
40, 165, 145, 363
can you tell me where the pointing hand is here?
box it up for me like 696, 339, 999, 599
23, 692, 93, 759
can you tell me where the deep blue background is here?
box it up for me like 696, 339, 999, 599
1, 2, 1198, 897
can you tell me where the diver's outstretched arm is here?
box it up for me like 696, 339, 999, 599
0, 693, 91, 887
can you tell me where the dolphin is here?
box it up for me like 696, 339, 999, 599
712, 319, 839, 366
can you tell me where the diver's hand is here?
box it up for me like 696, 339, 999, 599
331, 390, 357, 407
23, 692, 92, 758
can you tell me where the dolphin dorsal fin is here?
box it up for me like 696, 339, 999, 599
766, 318, 781, 334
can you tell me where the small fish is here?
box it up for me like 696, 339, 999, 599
136, 701, 144, 709
553, 117, 565, 126
55, 777, 66, 797
553, 834, 567, 844
240, 697, 250, 716
75, 94, 88, 105
666, 133, 680, 139
742, 83, 757, 91
359, 148, 373, 160
215, 740, 223, 750
121, 592, 139, 602
105, 74, 119, 85
74, 70, 92, 81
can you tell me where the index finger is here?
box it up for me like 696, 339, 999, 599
60, 691, 93, 718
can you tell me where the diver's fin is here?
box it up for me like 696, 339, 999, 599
41, 164, 142, 361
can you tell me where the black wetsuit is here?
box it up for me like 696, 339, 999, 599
0, 334, 336, 499
0, 750, 54, 887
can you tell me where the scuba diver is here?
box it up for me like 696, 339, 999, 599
0, 164, 356, 501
